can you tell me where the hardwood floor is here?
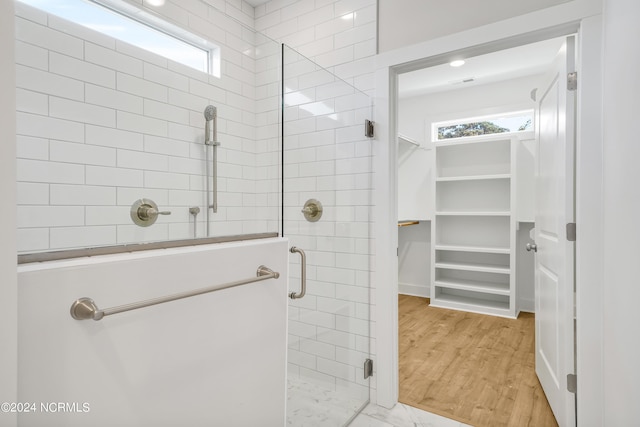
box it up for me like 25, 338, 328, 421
398, 295, 558, 427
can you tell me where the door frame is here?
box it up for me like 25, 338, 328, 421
373, 8, 604, 426
0, 1, 17, 425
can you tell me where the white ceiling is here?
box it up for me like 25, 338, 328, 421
398, 37, 566, 99
244, 0, 270, 6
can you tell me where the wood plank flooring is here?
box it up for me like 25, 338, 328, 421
398, 295, 558, 427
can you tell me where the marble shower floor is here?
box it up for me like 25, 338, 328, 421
287, 378, 471, 427
351, 403, 472, 427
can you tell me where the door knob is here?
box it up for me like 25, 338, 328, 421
526, 243, 537, 252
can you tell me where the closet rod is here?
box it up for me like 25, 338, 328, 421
398, 221, 420, 227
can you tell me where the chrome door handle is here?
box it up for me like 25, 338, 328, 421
289, 247, 306, 299
526, 243, 537, 252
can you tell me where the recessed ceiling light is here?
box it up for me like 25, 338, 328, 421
146, 0, 165, 6
450, 60, 465, 67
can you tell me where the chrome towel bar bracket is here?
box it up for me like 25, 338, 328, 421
70, 265, 280, 321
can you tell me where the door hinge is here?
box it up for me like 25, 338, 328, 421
567, 373, 577, 393
365, 119, 374, 138
364, 358, 373, 379
566, 222, 576, 242
567, 72, 578, 91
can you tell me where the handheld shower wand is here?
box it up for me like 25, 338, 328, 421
204, 105, 219, 237
204, 105, 217, 146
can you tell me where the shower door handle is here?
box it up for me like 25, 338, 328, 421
289, 247, 307, 299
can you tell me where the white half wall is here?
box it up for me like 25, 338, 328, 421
0, 0, 17, 425
17, 238, 288, 426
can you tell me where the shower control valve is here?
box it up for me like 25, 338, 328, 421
301, 199, 323, 222
130, 199, 171, 227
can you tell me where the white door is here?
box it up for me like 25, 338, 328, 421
534, 36, 576, 427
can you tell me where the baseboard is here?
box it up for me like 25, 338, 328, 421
398, 282, 430, 298
518, 297, 535, 313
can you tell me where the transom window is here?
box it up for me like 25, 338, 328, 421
17, 0, 220, 77
433, 110, 534, 141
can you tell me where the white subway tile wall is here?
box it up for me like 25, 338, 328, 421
15, 0, 281, 252
15, 0, 378, 414
257, 0, 377, 409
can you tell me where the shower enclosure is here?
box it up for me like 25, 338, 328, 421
283, 46, 373, 425
14, 0, 372, 424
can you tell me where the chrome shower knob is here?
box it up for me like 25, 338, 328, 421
130, 199, 171, 227
301, 199, 323, 222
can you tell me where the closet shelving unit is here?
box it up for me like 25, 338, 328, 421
430, 135, 517, 318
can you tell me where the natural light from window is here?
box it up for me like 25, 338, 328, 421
18, 0, 216, 76
433, 110, 534, 140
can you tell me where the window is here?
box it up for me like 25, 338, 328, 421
18, 0, 220, 77
433, 110, 534, 140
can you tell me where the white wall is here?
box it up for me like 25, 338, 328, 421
15, 0, 280, 253
602, 0, 640, 423
17, 238, 288, 426
516, 223, 535, 312
398, 141, 432, 221
0, 0, 17, 425
398, 222, 431, 297
399, 74, 542, 140
378, 0, 572, 52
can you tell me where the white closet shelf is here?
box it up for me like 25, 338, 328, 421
435, 211, 510, 217
435, 244, 510, 254
431, 135, 516, 318
436, 174, 511, 182
429, 294, 512, 317
434, 278, 510, 296
435, 261, 510, 275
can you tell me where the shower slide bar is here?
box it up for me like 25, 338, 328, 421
70, 265, 280, 321
204, 105, 219, 236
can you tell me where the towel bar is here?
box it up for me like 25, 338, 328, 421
70, 265, 280, 321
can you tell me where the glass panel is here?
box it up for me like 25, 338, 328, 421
14, 0, 281, 254
283, 44, 372, 426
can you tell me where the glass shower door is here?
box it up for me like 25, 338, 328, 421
282, 45, 373, 426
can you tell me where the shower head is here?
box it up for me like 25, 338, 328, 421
204, 105, 217, 145
204, 105, 217, 121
